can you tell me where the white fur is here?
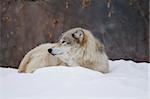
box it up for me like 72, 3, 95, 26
18, 28, 109, 73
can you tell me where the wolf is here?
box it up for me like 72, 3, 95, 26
18, 28, 109, 73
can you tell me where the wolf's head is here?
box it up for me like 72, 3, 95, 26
48, 28, 88, 56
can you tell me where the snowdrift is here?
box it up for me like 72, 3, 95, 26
0, 60, 149, 99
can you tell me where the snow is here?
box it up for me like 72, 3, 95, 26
0, 60, 149, 99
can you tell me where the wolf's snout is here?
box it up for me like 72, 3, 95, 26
48, 48, 52, 53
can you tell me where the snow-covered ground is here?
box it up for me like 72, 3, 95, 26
0, 60, 149, 99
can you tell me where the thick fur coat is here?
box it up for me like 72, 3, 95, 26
18, 28, 109, 73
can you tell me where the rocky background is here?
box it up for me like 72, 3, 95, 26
0, 0, 149, 68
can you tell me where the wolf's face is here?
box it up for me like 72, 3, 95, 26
48, 28, 86, 57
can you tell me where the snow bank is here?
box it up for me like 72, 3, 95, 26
0, 60, 149, 99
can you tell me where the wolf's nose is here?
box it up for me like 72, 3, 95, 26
48, 48, 52, 53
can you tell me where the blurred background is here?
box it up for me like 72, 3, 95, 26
0, 0, 149, 68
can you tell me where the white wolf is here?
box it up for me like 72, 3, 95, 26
18, 28, 109, 73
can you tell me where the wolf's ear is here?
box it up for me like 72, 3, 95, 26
72, 30, 84, 39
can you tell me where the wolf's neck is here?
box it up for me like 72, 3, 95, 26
75, 34, 103, 63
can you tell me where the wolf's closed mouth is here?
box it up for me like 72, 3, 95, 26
51, 53, 57, 56
51, 52, 63, 56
